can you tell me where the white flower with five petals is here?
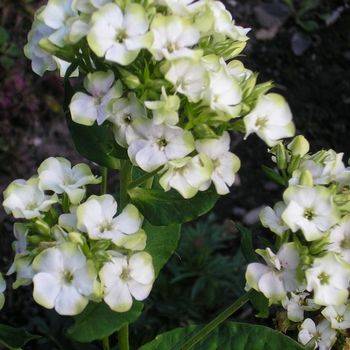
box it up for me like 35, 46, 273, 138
149, 14, 200, 60
298, 319, 336, 350
99, 252, 155, 312
32, 243, 98, 316
244, 93, 295, 147
282, 185, 339, 242
245, 243, 300, 303
306, 253, 350, 306
87, 3, 151, 65
259, 202, 288, 236
282, 292, 319, 322
128, 119, 195, 172
3, 177, 57, 219
69, 70, 122, 126
108, 93, 147, 147
76, 194, 146, 251
322, 304, 350, 330
159, 154, 213, 199
195, 132, 240, 195
38, 157, 100, 205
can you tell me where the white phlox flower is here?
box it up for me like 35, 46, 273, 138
259, 201, 289, 236
322, 304, 350, 330
87, 3, 151, 65
128, 119, 195, 172
282, 185, 339, 242
69, 70, 122, 126
38, 0, 77, 47
195, 132, 240, 195
298, 318, 337, 350
244, 93, 295, 147
3, 177, 58, 220
76, 194, 146, 250
99, 251, 155, 312
290, 150, 350, 186
282, 292, 319, 322
38, 157, 101, 205
24, 12, 57, 76
108, 93, 147, 147
328, 215, 350, 264
32, 242, 98, 315
189, 0, 250, 40
305, 253, 350, 306
202, 56, 242, 117
159, 154, 213, 199
149, 14, 200, 60
145, 87, 180, 126
165, 57, 208, 103
245, 243, 300, 303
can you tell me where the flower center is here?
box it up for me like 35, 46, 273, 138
303, 208, 315, 220
100, 221, 113, 233
255, 117, 268, 129
317, 271, 329, 285
157, 138, 168, 150
120, 268, 130, 281
123, 114, 132, 124
63, 270, 74, 284
340, 237, 350, 249
335, 314, 344, 323
116, 30, 127, 43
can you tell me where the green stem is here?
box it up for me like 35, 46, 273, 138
101, 167, 108, 195
127, 167, 161, 190
175, 291, 253, 350
102, 337, 110, 350
118, 325, 129, 350
119, 160, 132, 209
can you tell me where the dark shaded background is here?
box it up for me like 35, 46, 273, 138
0, 0, 349, 349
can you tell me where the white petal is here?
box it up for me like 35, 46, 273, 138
55, 285, 88, 315
69, 92, 97, 126
128, 279, 152, 301
104, 279, 133, 312
114, 204, 143, 234
33, 272, 61, 309
129, 252, 155, 285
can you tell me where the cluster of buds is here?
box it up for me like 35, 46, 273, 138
24, 0, 296, 199
246, 135, 350, 349
3, 157, 155, 315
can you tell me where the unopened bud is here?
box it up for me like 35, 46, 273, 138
33, 219, 51, 236
275, 143, 288, 170
287, 136, 310, 157
68, 231, 85, 246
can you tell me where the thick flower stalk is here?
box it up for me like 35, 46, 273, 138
246, 135, 350, 349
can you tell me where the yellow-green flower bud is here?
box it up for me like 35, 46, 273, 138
33, 219, 51, 236
275, 143, 288, 170
287, 135, 310, 157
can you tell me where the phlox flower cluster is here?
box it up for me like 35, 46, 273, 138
24, 0, 296, 199
2, 157, 155, 315
245, 135, 350, 349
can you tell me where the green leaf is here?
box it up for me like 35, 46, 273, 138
0, 324, 40, 349
144, 221, 181, 276
67, 301, 143, 343
249, 290, 269, 318
140, 322, 304, 350
67, 120, 127, 169
128, 187, 219, 226
236, 224, 256, 263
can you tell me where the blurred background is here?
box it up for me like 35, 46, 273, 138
0, 0, 349, 348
